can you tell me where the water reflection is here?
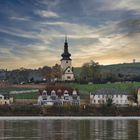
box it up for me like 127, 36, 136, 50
0, 119, 139, 140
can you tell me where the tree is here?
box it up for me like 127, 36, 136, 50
51, 64, 61, 80
127, 85, 138, 103
40, 66, 52, 82
80, 60, 101, 83
106, 97, 113, 107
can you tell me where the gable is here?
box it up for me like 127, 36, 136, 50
64, 67, 73, 74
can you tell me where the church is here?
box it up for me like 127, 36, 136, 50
60, 37, 75, 81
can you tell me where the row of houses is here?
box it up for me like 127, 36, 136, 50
0, 87, 140, 107
38, 87, 140, 107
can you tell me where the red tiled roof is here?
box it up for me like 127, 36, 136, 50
39, 85, 79, 95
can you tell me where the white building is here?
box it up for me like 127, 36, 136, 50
90, 89, 130, 106
38, 88, 80, 106
0, 94, 13, 105
137, 88, 140, 105
60, 37, 75, 81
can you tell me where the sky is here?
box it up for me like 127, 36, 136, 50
0, 0, 140, 70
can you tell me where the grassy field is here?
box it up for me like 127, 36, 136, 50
13, 92, 38, 99
68, 82, 140, 93
0, 87, 38, 99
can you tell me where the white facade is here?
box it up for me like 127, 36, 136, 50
61, 60, 71, 71
0, 94, 13, 105
90, 89, 129, 106
138, 88, 140, 105
61, 60, 75, 81
61, 67, 75, 81
38, 89, 80, 106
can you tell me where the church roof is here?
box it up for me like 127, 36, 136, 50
61, 37, 71, 60
39, 85, 79, 96
91, 88, 129, 95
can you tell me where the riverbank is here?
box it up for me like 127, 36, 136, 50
1, 116, 140, 120
1, 105, 140, 116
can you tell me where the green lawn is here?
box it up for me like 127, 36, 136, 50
0, 87, 38, 99
13, 92, 38, 99
68, 82, 140, 93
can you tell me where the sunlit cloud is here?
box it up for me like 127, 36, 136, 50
35, 10, 59, 18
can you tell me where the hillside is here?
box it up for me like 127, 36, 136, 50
74, 62, 140, 77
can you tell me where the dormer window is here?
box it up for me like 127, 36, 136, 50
72, 90, 77, 95
51, 90, 56, 96
42, 90, 47, 96
64, 90, 68, 94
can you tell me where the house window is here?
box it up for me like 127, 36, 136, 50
120, 95, 123, 98
98, 95, 100, 98
68, 70, 70, 72
64, 96, 69, 100
67, 76, 71, 79
66, 61, 68, 63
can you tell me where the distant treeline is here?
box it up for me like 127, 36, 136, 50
1, 61, 140, 84
0, 64, 61, 84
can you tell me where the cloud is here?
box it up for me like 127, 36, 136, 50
1, 18, 139, 68
44, 21, 99, 38
9, 16, 30, 21
0, 28, 37, 39
81, 0, 140, 14
0, 43, 60, 70
71, 31, 140, 66
35, 10, 59, 18
101, 0, 140, 11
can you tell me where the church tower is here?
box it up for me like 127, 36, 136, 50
61, 36, 75, 81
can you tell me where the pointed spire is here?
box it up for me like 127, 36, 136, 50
61, 35, 71, 60
65, 35, 67, 43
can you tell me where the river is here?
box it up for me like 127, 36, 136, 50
0, 117, 140, 140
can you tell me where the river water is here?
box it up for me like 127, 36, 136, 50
0, 117, 140, 140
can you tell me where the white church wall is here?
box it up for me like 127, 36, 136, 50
62, 73, 74, 81
61, 60, 71, 70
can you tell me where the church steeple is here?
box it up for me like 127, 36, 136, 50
60, 36, 75, 81
61, 36, 71, 60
